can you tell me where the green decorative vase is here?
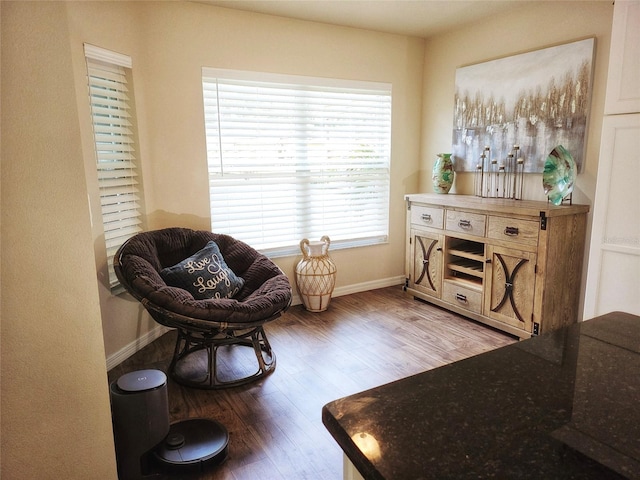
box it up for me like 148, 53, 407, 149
432, 153, 454, 194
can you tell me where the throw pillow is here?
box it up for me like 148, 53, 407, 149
160, 241, 244, 300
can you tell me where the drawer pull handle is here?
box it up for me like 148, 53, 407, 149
455, 293, 468, 303
458, 219, 472, 228
421, 213, 432, 222
504, 226, 519, 236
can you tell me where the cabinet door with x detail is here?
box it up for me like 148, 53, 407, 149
484, 244, 536, 333
410, 231, 443, 298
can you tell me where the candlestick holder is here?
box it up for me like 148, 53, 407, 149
474, 145, 525, 199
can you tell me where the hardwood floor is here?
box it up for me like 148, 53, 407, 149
107, 286, 516, 480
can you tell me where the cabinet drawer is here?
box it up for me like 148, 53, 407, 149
487, 216, 539, 246
446, 210, 486, 236
411, 205, 444, 229
443, 281, 483, 314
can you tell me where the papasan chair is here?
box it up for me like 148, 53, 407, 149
114, 227, 292, 389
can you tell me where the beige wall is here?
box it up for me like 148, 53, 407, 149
1, 2, 118, 479
67, 0, 161, 373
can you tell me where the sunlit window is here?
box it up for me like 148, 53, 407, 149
85, 44, 143, 289
202, 69, 392, 257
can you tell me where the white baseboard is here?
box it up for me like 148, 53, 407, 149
106, 324, 170, 371
290, 275, 405, 306
106, 276, 405, 370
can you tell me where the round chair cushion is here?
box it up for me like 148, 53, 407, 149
116, 228, 292, 324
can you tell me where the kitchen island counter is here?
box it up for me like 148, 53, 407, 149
322, 312, 639, 479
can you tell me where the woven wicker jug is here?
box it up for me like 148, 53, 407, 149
295, 236, 337, 312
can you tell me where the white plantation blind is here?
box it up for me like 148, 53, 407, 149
202, 68, 392, 256
85, 45, 142, 288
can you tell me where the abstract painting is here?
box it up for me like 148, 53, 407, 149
452, 38, 595, 172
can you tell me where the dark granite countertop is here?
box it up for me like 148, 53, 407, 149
322, 312, 640, 479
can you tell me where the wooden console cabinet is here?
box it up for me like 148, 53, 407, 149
405, 194, 589, 339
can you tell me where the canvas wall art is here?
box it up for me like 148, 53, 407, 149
452, 38, 595, 173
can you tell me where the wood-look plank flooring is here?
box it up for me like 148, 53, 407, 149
107, 286, 516, 480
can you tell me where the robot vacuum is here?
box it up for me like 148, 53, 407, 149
111, 369, 229, 478
153, 418, 229, 473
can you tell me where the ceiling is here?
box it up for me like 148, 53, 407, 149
195, 0, 531, 38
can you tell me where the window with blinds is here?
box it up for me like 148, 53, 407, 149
202, 68, 392, 257
85, 45, 143, 289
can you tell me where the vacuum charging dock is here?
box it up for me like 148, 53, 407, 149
110, 369, 229, 479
